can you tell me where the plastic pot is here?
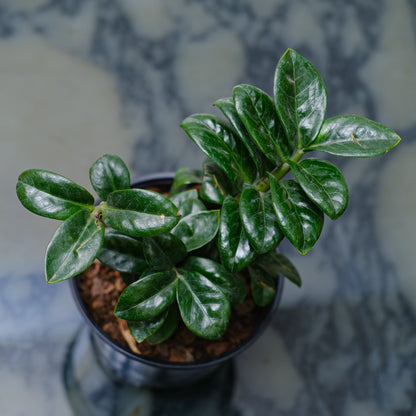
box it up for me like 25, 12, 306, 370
70, 173, 284, 389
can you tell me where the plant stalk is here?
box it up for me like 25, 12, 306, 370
254, 149, 305, 193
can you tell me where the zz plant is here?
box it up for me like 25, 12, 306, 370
16, 49, 400, 344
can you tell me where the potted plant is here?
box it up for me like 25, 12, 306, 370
16, 49, 400, 388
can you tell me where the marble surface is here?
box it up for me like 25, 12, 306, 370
1, 0, 416, 415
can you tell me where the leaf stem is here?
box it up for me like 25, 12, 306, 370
254, 149, 305, 193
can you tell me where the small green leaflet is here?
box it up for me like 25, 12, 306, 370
17, 169, 94, 220
269, 176, 324, 254
288, 159, 349, 220
46, 210, 104, 283
307, 115, 401, 157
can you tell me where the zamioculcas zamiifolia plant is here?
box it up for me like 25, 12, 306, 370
16, 49, 400, 344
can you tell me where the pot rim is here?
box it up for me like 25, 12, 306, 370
69, 172, 284, 371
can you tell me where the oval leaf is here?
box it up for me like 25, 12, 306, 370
102, 189, 180, 237
170, 190, 206, 217
98, 229, 147, 274
269, 177, 324, 254
240, 183, 283, 253
46, 210, 104, 283
170, 168, 202, 195
307, 115, 401, 157
233, 84, 291, 166
184, 256, 246, 305
177, 269, 231, 340
147, 306, 179, 345
253, 251, 301, 287
248, 264, 276, 307
219, 196, 256, 272
16, 169, 94, 220
274, 49, 328, 148
89, 154, 131, 201
200, 160, 236, 205
115, 270, 178, 321
172, 210, 220, 252
170, 189, 199, 209
127, 309, 169, 343
215, 97, 271, 177
143, 233, 187, 270
288, 159, 349, 220
181, 114, 253, 186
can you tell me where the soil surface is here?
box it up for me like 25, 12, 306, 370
77, 260, 267, 363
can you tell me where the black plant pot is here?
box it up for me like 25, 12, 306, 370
70, 173, 284, 389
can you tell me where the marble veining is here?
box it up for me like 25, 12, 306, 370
1, 0, 416, 415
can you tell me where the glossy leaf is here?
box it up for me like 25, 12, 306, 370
46, 210, 104, 283
200, 161, 236, 205
177, 269, 230, 339
215, 97, 271, 177
127, 310, 169, 343
253, 251, 301, 287
269, 177, 324, 254
147, 306, 179, 345
248, 263, 276, 307
219, 196, 256, 272
102, 189, 180, 237
288, 159, 349, 220
16, 169, 94, 220
274, 49, 328, 148
170, 189, 199, 208
171, 190, 206, 217
181, 114, 255, 186
143, 233, 187, 270
98, 229, 147, 274
89, 154, 131, 201
240, 184, 283, 253
307, 115, 402, 157
233, 84, 290, 166
170, 168, 202, 195
172, 210, 220, 252
184, 256, 246, 305
115, 270, 178, 321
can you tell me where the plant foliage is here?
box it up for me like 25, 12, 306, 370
16, 49, 400, 343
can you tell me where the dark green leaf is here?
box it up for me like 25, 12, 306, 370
172, 210, 220, 252
171, 190, 206, 217
233, 84, 291, 166
115, 270, 178, 321
248, 264, 276, 307
215, 97, 272, 177
219, 196, 256, 272
147, 306, 179, 345
288, 159, 348, 220
200, 160, 236, 204
143, 233, 187, 270
102, 189, 180, 237
184, 256, 246, 305
170, 168, 202, 195
98, 229, 147, 274
46, 210, 104, 283
240, 184, 283, 253
269, 177, 324, 254
177, 269, 230, 339
16, 169, 94, 220
170, 189, 199, 208
307, 115, 402, 157
253, 251, 301, 287
127, 310, 169, 343
89, 154, 131, 201
181, 114, 255, 185
274, 49, 328, 148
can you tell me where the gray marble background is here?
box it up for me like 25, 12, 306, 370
1, 0, 416, 415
